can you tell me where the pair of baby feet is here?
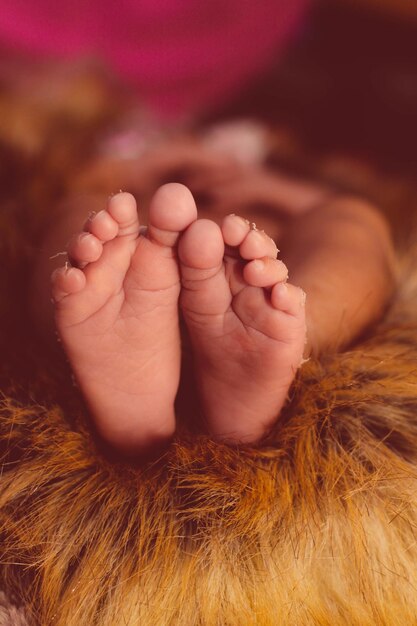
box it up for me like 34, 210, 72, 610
52, 183, 306, 455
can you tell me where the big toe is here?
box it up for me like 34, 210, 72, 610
179, 219, 224, 272
147, 183, 198, 247
179, 219, 230, 316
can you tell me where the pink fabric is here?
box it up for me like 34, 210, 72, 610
0, 0, 309, 118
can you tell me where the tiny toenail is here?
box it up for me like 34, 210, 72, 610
67, 266, 79, 279
251, 259, 265, 271
251, 229, 266, 242
93, 210, 107, 221
276, 282, 288, 296
232, 215, 251, 228
79, 232, 92, 241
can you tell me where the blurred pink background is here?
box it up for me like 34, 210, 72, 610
0, 0, 309, 118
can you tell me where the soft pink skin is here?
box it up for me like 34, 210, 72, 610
179, 215, 306, 443
52, 185, 198, 454
0, 0, 309, 117
52, 186, 306, 453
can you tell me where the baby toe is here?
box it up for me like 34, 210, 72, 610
221, 214, 251, 246
85, 209, 119, 242
271, 282, 306, 316
67, 232, 103, 268
243, 257, 288, 288
239, 227, 278, 260
148, 183, 198, 247
179, 219, 224, 275
51, 265, 86, 302
107, 192, 140, 238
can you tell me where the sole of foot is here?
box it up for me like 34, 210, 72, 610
178, 213, 306, 444
52, 183, 197, 455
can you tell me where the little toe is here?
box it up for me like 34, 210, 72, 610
106, 192, 140, 239
51, 265, 86, 302
147, 183, 198, 247
67, 232, 103, 268
85, 209, 119, 242
271, 282, 306, 316
243, 257, 288, 288
239, 228, 278, 260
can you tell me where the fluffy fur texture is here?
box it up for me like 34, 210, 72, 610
1, 66, 417, 625
2, 249, 417, 626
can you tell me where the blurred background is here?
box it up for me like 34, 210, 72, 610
218, 0, 417, 239
0, 0, 415, 236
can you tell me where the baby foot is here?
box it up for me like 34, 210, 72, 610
178, 214, 306, 443
51, 184, 197, 454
